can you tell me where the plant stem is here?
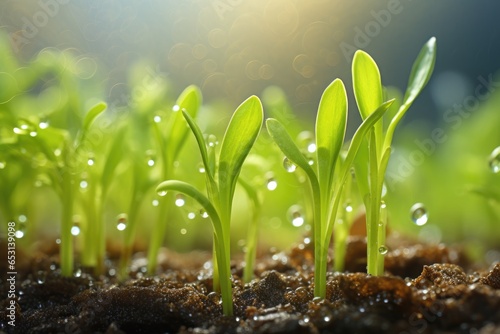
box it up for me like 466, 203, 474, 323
147, 195, 169, 274
60, 167, 74, 277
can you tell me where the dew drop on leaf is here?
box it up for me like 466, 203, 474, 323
378, 245, 388, 255
116, 214, 127, 231
488, 146, 500, 173
283, 157, 297, 173
266, 177, 278, 191
199, 209, 209, 218
207, 134, 218, 148
158, 190, 167, 197
172, 105, 180, 112
410, 203, 428, 226
187, 212, 196, 220
197, 162, 206, 173
288, 205, 304, 227
152, 199, 159, 207
0, 161, 6, 169
146, 150, 156, 167
175, 194, 186, 207
39, 119, 49, 129
71, 224, 80, 236
180, 228, 187, 235
153, 115, 161, 123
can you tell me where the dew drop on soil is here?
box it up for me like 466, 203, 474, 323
207, 291, 221, 304
74, 269, 82, 277
288, 205, 304, 227
266, 177, 278, 191
175, 194, 186, 207
378, 245, 388, 255
410, 203, 428, 226
488, 146, 500, 173
116, 214, 127, 231
283, 157, 297, 173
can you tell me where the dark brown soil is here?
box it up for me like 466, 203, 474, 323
1, 237, 500, 334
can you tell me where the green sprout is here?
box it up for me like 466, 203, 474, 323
266, 78, 394, 299
116, 84, 202, 275
237, 176, 262, 283
352, 37, 436, 276
156, 96, 263, 316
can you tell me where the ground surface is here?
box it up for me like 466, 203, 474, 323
1, 236, 500, 333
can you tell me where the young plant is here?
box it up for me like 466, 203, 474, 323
156, 95, 263, 316
352, 37, 436, 276
21, 102, 107, 276
237, 176, 262, 283
266, 79, 394, 299
118, 84, 202, 275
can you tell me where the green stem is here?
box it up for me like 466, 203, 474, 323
212, 240, 219, 292
243, 211, 258, 283
147, 196, 169, 274
60, 167, 74, 277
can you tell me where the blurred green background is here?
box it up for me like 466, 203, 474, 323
1, 1, 500, 263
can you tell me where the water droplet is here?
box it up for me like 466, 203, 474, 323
0, 161, 6, 169
172, 105, 180, 112
199, 209, 209, 218
74, 269, 82, 278
18, 215, 27, 223
158, 190, 167, 197
410, 203, 428, 226
71, 219, 80, 236
146, 150, 156, 167
39, 119, 49, 129
378, 246, 388, 255
87, 154, 95, 166
175, 194, 186, 207
54, 148, 62, 156
180, 228, 187, 235
380, 201, 387, 209
36, 270, 46, 284
288, 205, 304, 227
29, 131, 37, 137
345, 202, 353, 213
207, 292, 221, 304
79, 179, 88, 190
117, 213, 127, 231
296, 131, 316, 153
283, 157, 297, 173
266, 177, 278, 191
187, 212, 196, 220
197, 162, 206, 173
153, 115, 162, 123
489, 146, 500, 173
207, 134, 218, 148
152, 199, 159, 207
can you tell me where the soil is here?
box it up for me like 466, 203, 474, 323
1, 235, 500, 334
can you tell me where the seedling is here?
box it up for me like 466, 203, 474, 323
116, 85, 202, 275
237, 176, 262, 283
352, 37, 436, 276
156, 96, 263, 316
266, 78, 393, 299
